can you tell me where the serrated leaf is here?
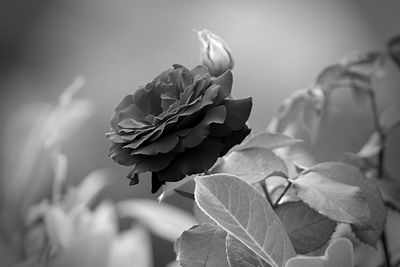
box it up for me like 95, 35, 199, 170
301, 162, 387, 247
193, 202, 216, 225
358, 132, 381, 158
226, 234, 271, 267
194, 174, 296, 267
211, 148, 288, 184
292, 168, 371, 229
276, 201, 336, 254
234, 132, 302, 152
175, 223, 229, 267
379, 102, 400, 135
117, 199, 196, 242
284, 238, 354, 267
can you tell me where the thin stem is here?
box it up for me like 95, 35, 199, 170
273, 181, 292, 209
260, 181, 273, 207
368, 90, 391, 267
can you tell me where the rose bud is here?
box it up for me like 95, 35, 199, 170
107, 65, 252, 193
197, 29, 234, 77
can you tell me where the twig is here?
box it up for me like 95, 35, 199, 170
273, 181, 292, 209
260, 181, 273, 206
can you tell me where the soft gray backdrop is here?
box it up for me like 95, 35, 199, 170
1, 1, 400, 266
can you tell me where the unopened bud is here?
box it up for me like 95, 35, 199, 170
197, 29, 234, 77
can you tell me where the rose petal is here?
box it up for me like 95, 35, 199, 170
156, 137, 223, 182
109, 143, 138, 166
222, 97, 252, 131
182, 105, 227, 148
132, 153, 175, 174
130, 129, 190, 155
219, 126, 251, 155
212, 70, 233, 103
190, 65, 209, 77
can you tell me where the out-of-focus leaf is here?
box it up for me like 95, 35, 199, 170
107, 225, 152, 267
211, 148, 288, 184
63, 169, 110, 209
1, 77, 93, 230
166, 261, 181, 267
44, 206, 72, 251
51, 151, 68, 202
233, 132, 302, 152
292, 169, 370, 229
158, 175, 195, 202
375, 179, 400, 211
388, 34, 400, 70
266, 88, 325, 143
117, 199, 196, 242
11, 257, 40, 267
175, 223, 229, 267
284, 238, 353, 267
316, 51, 382, 92
226, 234, 271, 267
379, 102, 400, 135
339, 153, 374, 172
48, 229, 114, 267
358, 132, 382, 158
297, 162, 386, 247
44, 76, 92, 149
194, 174, 296, 267
275, 201, 336, 254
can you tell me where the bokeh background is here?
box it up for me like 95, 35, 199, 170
1, 0, 400, 266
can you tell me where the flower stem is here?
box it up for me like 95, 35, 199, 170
368, 90, 391, 267
273, 181, 292, 209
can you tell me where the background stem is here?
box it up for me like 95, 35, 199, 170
369, 90, 391, 267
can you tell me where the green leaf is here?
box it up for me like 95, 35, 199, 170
284, 238, 354, 267
234, 132, 302, 152
297, 162, 386, 247
292, 167, 371, 229
379, 102, 400, 135
226, 234, 271, 267
194, 174, 296, 267
193, 202, 216, 225
276, 201, 336, 254
117, 199, 197, 242
175, 223, 229, 267
211, 148, 288, 184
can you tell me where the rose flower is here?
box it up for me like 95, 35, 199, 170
107, 64, 252, 193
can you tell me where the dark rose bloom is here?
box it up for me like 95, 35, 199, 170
107, 64, 252, 193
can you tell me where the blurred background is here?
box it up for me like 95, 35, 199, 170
1, 0, 400, 266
